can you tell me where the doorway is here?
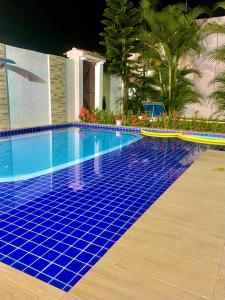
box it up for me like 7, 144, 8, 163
83, 61, 95, 111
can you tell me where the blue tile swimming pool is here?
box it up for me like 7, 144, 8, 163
0, 126, 222, 291
0, 128, 140, 182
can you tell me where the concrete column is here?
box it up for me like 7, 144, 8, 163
74, 58, 83, 120
66, 59, 75, 122
95, 62, 104, 109
66, 47, 105, 118
47, 55, 52, 125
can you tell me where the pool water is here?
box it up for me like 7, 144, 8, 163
0, 127, 221, 291
0, 128, 140, 182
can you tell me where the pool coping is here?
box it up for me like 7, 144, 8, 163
0, 150, 225, 299
0, 122, 224, 138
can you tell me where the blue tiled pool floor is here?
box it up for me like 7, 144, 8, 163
0, 135, 219, 291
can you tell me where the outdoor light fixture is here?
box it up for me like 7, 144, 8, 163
0, 58, 46, 83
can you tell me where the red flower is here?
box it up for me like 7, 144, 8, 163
79, 107, 90, 121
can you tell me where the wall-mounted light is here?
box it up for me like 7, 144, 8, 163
0, 58, 46, 83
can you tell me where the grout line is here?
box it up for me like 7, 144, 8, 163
212, 240, 225, 299
0, 132, 220, 291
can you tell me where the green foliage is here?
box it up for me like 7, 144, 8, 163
209, 73, 225, 112
149, 116, 225, 133
100, 0, 140, 112
100, 0, 225, 116
213, 1, 225, 12
93, 109, 116, 124
207, 2, 225, 113
79, 108, 225, 133
137, 1, 206, 113
79, 108, 116, 124
210, 45, 225, 62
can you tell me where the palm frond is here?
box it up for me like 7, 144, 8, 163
209, 44, 225, 62
209, 72, 225, 86
187, 6, 211, 21
213, 1, 225, 12
209, 90, 225, 111
179, 67, 201, 78
202, 22, 225, 37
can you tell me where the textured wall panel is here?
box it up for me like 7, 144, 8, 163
0, 43, 9, 130
49, 55, 67, 123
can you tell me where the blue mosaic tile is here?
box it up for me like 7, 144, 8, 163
0, 127, 224, 292
0, 121, 224, 138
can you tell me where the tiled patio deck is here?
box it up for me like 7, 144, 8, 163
0, 149, 225, 300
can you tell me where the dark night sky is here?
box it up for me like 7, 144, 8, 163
0, 0, 222, 56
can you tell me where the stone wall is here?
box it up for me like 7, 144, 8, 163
0, 43, 9, 130
49, 55, 67, 124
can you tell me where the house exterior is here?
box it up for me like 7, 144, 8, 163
104, 16, 225, 118
0, 44, 105, 130
0, 16, 225, 131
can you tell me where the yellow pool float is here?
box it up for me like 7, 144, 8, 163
141, 129, 225, 146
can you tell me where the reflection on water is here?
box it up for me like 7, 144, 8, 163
68, 181, 85, 191
0, 128, 140, 182
0, 135, 223, 214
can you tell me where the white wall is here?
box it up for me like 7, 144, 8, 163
103, 74, 123, 114
5, 45, 51, 128
183, 17, 225, 118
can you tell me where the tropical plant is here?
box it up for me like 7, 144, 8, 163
79, 108, 225, 133
209, 74, 225, 112
93, 109, 116, 124
137, 0, 207, 114
100, 0, 140, 113
207, 2, 225, 113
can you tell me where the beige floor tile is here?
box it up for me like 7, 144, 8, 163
60, 294, 85, 300
100, 217, 224, 299
213, 244, 225, 300
60, 294, 86, 300
68, 262, 209, 300
148, 193, 225, 239
0, 263, 64, 300
0, 279, 41, 300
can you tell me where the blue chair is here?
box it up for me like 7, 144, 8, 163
142, 102, 166, 117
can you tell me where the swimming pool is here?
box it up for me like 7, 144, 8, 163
0, 126, 220, 291
0, 128, 140, 182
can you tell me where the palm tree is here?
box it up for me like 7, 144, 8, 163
138, 0, 207, 114
209, 74, 225, 111
207, 2, 225, 113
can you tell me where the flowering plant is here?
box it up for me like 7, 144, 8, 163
79, 108, 225, 133
79, 107, 99, 123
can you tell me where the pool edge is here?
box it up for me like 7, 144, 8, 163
0, 122, 224, 138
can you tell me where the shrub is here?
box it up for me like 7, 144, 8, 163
93, 109, 116, 124
79, 108, 225, 133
